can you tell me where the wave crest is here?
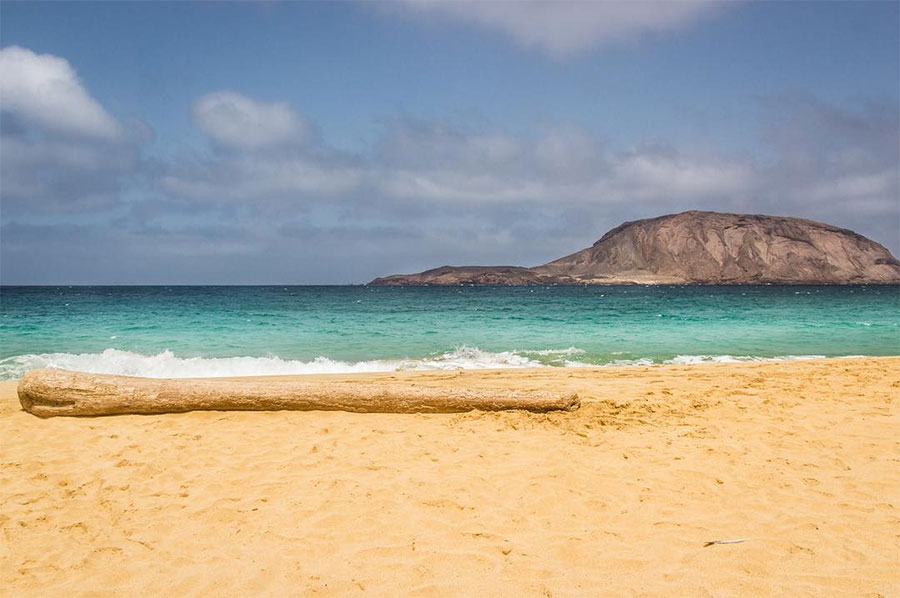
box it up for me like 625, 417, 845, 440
0, 347, 830, 380
0, 346, 544, 380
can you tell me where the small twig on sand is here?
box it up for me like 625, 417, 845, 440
703, 538, 750, 547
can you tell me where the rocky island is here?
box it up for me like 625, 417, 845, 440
369, 211, 900, 285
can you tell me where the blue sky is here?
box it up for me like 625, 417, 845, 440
1, 1, 898, 283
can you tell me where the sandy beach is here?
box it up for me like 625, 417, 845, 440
1, 357, 898, 597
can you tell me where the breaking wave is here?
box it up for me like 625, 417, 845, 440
0, 346, 540, 380
0, 346, 831, 380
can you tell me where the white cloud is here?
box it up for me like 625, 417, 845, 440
0, 46, 140, 211
192, 91, 312, 151
0, 45, 121, 139
163, 92, 355, 203
394, 0, 724, 58
379, 169, 550, 202
374, 120, 522, 169
533, 126, 599, 175
161, 156, 361, 203
612, 148, 755, 199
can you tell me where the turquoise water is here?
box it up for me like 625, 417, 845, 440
1, 285, 897, 379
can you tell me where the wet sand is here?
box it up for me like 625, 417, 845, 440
2, 357, 898, 597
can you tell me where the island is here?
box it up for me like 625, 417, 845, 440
369, 211, 900, 285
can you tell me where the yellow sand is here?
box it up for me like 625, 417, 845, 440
1, 357, 898, 597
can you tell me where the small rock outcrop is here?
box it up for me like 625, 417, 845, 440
369, 211, 900, 285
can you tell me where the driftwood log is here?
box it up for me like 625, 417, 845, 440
18, 369, 580, 418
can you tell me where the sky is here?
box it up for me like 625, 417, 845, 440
1, 0, 898, 284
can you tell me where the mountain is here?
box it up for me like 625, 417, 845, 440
369, 211, 900, 285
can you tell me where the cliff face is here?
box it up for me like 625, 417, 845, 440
369, 211, 900, 285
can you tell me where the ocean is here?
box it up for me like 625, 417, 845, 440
1, 285, 897, 380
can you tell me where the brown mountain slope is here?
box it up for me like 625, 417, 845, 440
369, 211, 900, 285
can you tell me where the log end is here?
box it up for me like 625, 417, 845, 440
562, 393, 580, 412
18, 369, 78, 418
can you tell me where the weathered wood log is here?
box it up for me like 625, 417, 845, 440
18, 369, 580, 417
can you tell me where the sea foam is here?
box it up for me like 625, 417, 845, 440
0, 346, 832, 380
0, 346, 542, 380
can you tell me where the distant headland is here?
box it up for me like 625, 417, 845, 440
369, 211, 900, 285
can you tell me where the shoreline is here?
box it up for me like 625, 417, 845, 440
2, 357, 898, 596
2, 351, 895, 382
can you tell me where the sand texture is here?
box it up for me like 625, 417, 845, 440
1, 357, 898, 597
17, 369, 578, 417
